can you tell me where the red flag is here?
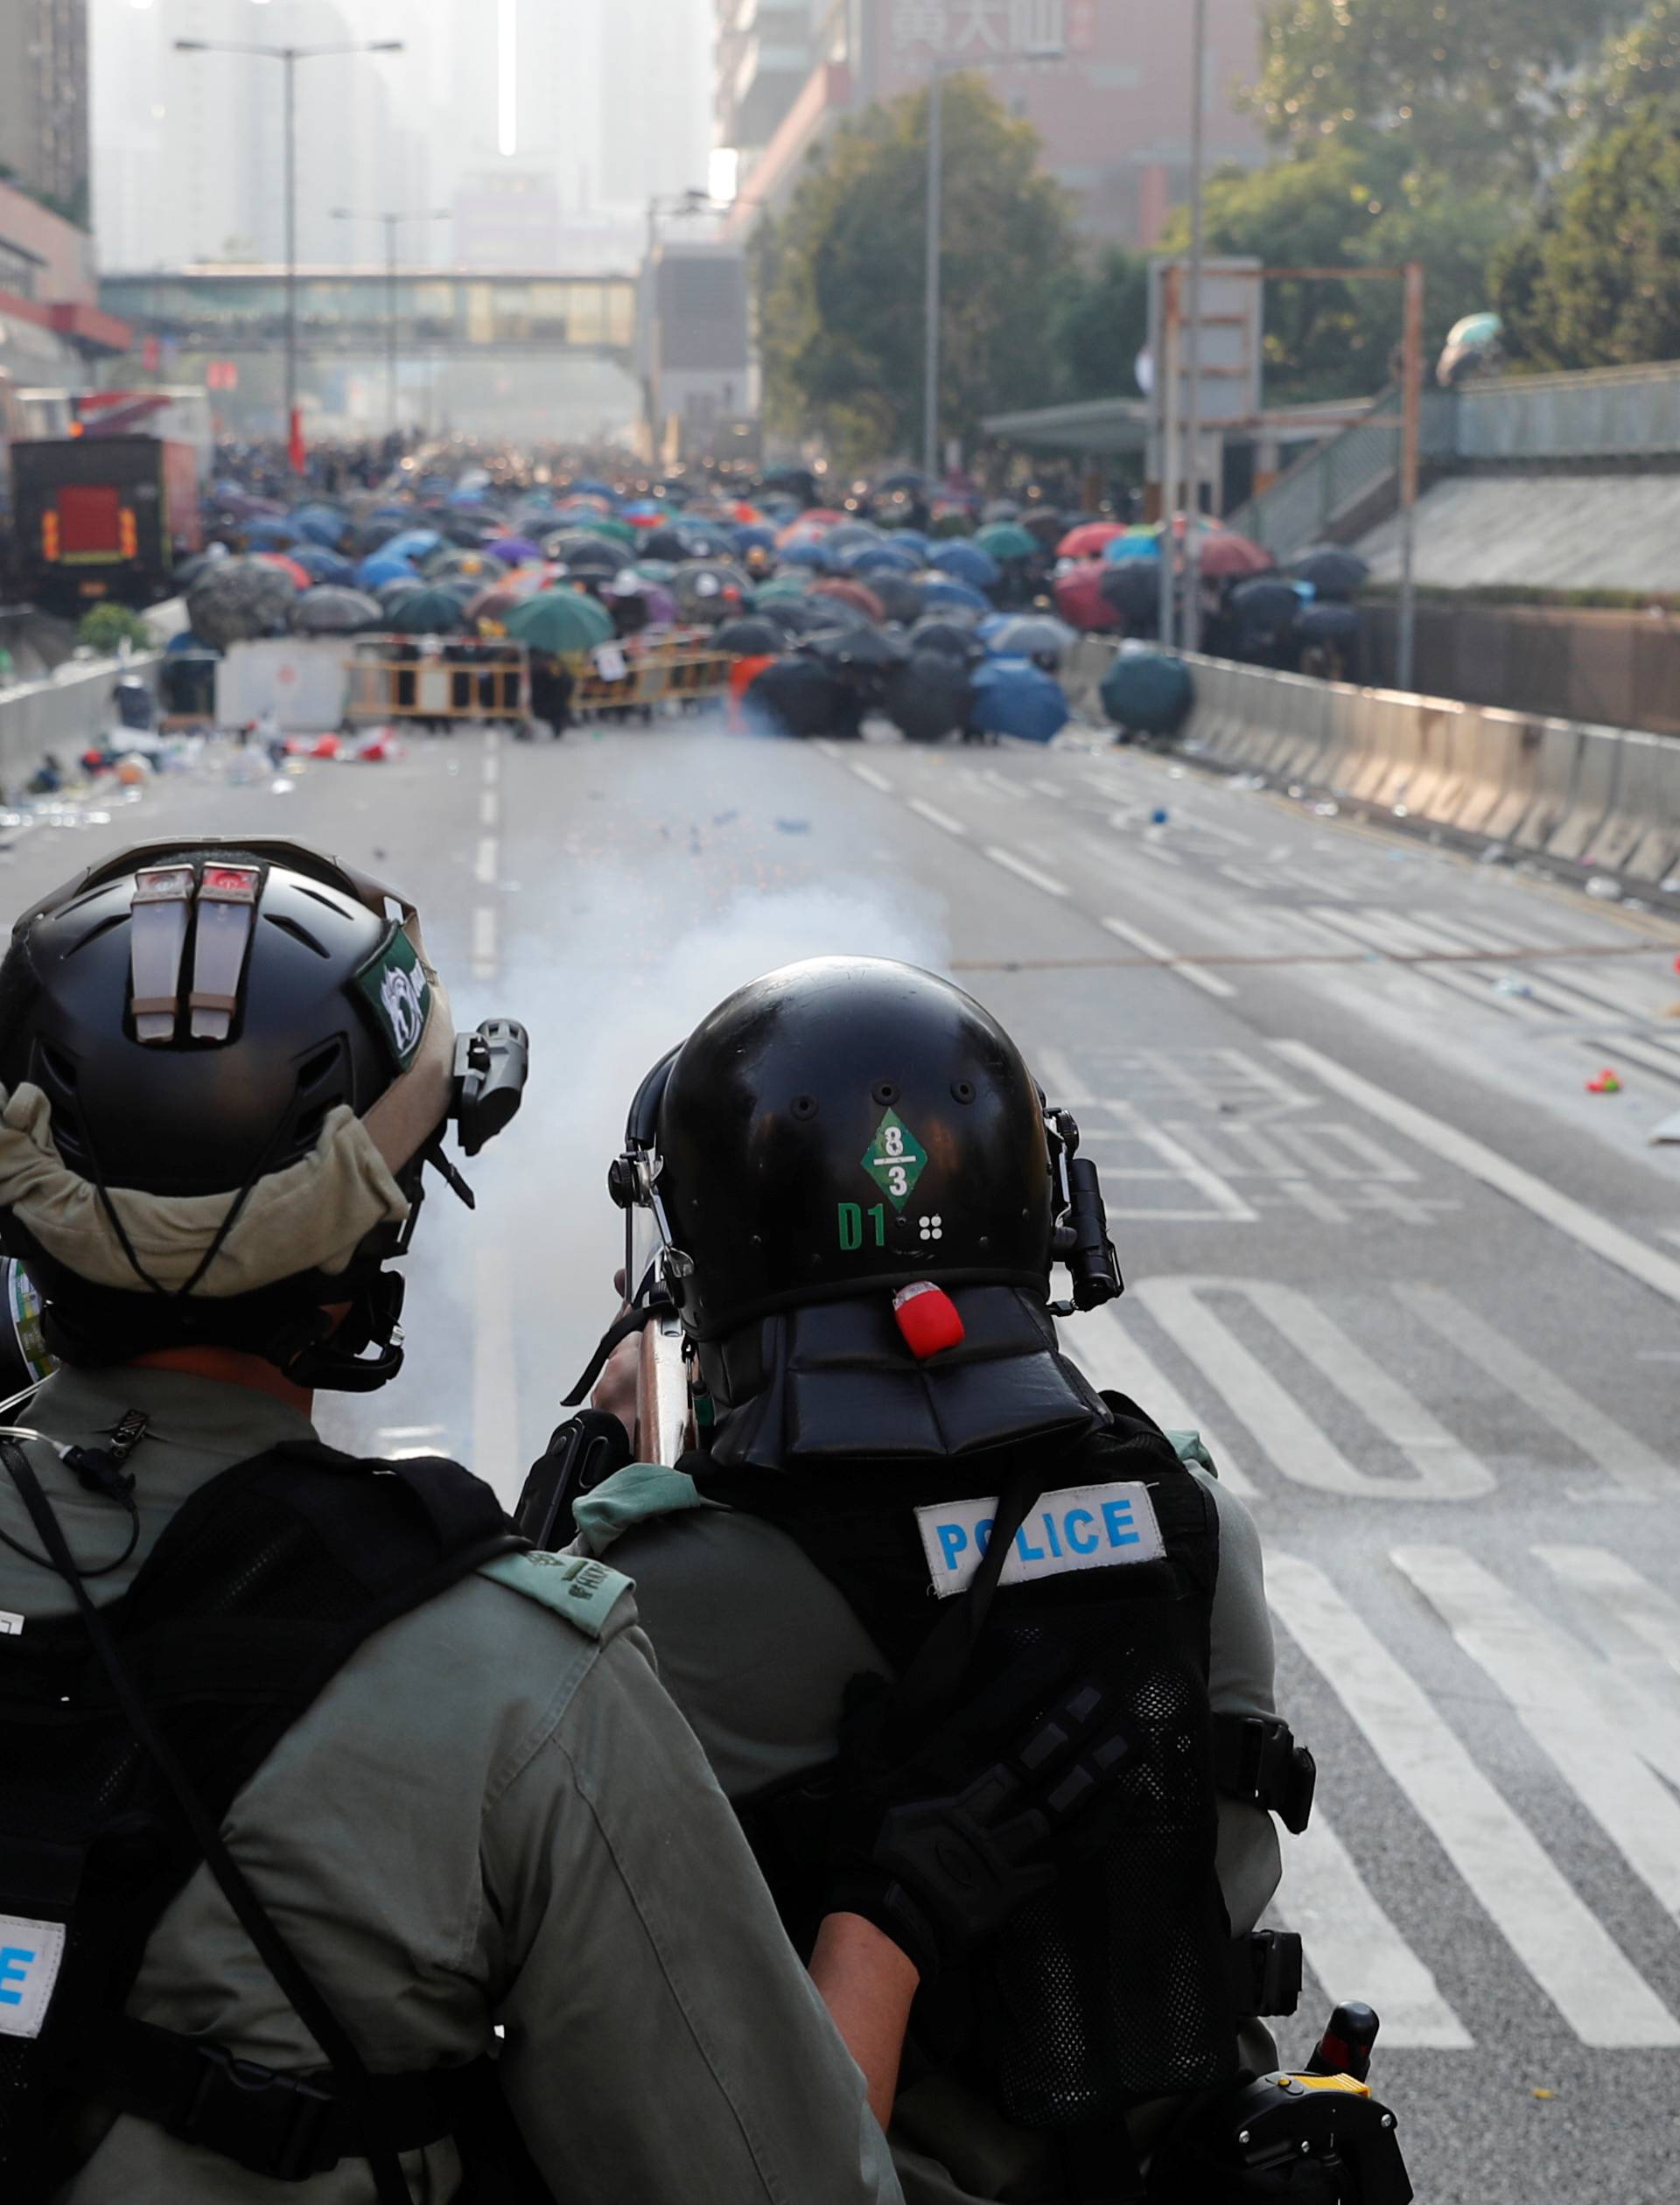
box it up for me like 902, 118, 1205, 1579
288, 406, 306, 475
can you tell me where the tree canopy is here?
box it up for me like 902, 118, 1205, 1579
751, 79, 1080, 463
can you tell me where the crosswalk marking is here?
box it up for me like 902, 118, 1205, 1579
1269, 1552, 1680, 2048
1060, 1301, 1258, 1499
1277, 1812, 1473, 2049
1534, 1545, 1680, 1679
1101, 914, 1238, 999
1135, 1278, 1495, 1500
1396, 1284, 1676, 1502
984, 844, 1070, 897
907, 796, 966, 836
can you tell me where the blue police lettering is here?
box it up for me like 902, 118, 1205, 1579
1014, 1523, 1046, 1563
0, 1947, 35, 2006
1102, 1498, 1140, 1548
1041, 1512, 1063, 1559
937, 1522, 968, 1572
1064, 1508, 1098, 1554
975, 1517, 995, 1556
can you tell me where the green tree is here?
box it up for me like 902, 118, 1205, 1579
750, 79, 1078, 463
1247, 0, 1644, 186
1491, 90, 1680, 368
1053, 248, 1150, 402
1157, 140, 1502, 402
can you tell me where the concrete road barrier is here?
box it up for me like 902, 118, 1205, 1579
1508, 718, 1583, 856
1581, 729, 1680, 885
0, 653, 160, 794
1545, 725, 1623, 867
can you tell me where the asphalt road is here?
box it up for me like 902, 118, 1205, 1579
9, 715, 1680, 2203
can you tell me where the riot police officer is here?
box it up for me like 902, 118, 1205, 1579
559, 956, 1323, 2203
0, 844, 917, 2204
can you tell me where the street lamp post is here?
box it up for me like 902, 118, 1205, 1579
1181, 0, 1208, 654
174, 37, 404, 475
923, 46, 1063, 486
332, 208, 451, 437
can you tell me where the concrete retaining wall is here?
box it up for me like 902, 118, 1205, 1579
1077, 640, 1680, 900
0, 653, 161, 795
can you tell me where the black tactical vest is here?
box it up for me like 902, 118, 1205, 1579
709, 1394, 1307, 2133
0, 1438, 536, 2198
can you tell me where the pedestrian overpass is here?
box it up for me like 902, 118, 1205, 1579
98, 267, 641, 442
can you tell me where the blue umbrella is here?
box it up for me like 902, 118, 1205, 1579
780, 540, 830, 570
570, 478, 618, 502
247, 518, 300, 551
886, 528, 933, 559
293, 545, 354, 585
920, 576, 992, 615
968, 659, 1069, 745
845, 542, 922, 577
975, 613, 1012, 645
1102, 535, 1160, 564
383, 528, 444, 561
734, 523, 779, 555
931, 541, 1001, 592
356, 551, 418, 592
290, 504, 346, 547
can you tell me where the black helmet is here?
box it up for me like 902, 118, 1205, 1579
0, 838, 528, 1389
611, 956, 1119, 1343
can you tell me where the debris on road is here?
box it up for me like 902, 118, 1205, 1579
1585, 1068, 1622, 1093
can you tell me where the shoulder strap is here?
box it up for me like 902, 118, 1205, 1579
570, 1460, 710, 1557
480, 1549, 634, 1638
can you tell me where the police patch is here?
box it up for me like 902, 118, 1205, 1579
353, 924, 432, 1072
0, 1914, 64, 2040
916, 1480, 1166, 1599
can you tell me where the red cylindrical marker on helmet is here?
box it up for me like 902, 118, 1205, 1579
893, 1280, 965, 1361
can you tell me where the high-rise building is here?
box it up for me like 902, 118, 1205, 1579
0, 0, 92, 223
718, 0, 1270, 248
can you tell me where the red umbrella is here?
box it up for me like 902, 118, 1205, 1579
1054, 568, 1119, 633
811, 577, 886, 622
1057, 522, 1125, 559
256, 552, 312, 592
1194, 530, 1273, 580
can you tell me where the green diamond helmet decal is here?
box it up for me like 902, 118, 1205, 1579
862, 1109, 927, 1210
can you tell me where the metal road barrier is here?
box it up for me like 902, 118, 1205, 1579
1074, 640, 1680, 902
564, 644, 732, 723
344, 640, 529, 725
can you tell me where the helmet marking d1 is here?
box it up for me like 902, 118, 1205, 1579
608, 957, 1121, 1345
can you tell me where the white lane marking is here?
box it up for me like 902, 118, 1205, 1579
1396, 1547, 1680, 1926
850, 761, 894, 794
984, 845, 1069, 897
1273, 1040, 1680, 1311
481, 732, 499, 788
1060, 1302, 1257, 1498
1031, 776, 1066, 799
480, 788, 498, 830
1102, 914, 1237, 999
474, 836, 497, 886
1136, 1278, 1494, 1501
1304, 906, 1540, 1017
1037, 1050, 1256, 1225
1219, 863, 1270, 890
907, 795, 966, 836
472, 1242, 521, 1505
1278, 1812, 1472, 2049
1269, 1552, 1680, 2048
1396, 1284, 1676, 1502
1534, 1547, 1680, 1678
472, 905, 497, 979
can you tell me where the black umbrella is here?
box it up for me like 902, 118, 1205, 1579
674, 526, 737, 561
744, 657, 862, 739
544, 532, 623, 578
825, 522, 884, 556
640, 526, 694, 563
674, 559, 752, 623
350, 516, 406, 555
291, 585, 383, 635
909, 614, 985, 664
757, 597, 836, 639
802, 626, 908, 676
186, 556, 298, 649
884, 651, 973, 745
376, 578, 427, 611
1020, 507, 1067, 546
713, 615, 785, 656
1228, 578, 1306, 640
1292, 546, 1370, 601
1098, 561, 1161, 624
384, 584, 470, 635
1296, 600, 1361, 647
867, 573, 928, 626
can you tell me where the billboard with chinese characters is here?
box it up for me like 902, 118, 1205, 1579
858, 0, 1267, 245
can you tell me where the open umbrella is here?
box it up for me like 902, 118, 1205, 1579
1098, 562, 1162, 626
1103, 529, 1161, 564
976, 523, 1037, 563
802, 626, 908, 678
824, 523, 884, 556
632, 558, 680, 586
1292, 546, 1369, 600
291, 504, 348, 549
844, 541, 922, 578
543, 531, 622, 578
744, 657, 862, 740
811, 578, 886, 623
1195, 530, 1273, 581
382, 528, 445, 563
969, 659, 1069, 745
930, 541, 1001, 592
920, 577, 991, 616
356, 551, 418, 592
989, 614, 1077, 666
757, 572, 815, 602
1057, 522, 1124, 560
755, 597, 835, 640
1054, 569, 1118, 633
384, 585, 470, 636
292, 586, 383, 636
674, 559, 752, 622
866, 574, 928, 626
713, 615, 786, 657
427, 549, 507, 583
1228, 578, 1304, 635
884, 652, 972, 745
247, 519, 301, 552
290, 545, 354, 586
640, 526, 696, 563
1100, 650, 1194, 738
778, 540, 831, 571
186, 556, 298, 649
1295, 600, 1360, 649
506, 591, 612, 655
910, 613, 984, 663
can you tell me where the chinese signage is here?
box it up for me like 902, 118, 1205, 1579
889, 1, 1086, 58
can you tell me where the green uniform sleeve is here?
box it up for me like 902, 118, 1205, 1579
480, 1549, 634, 1636
486, 1626, 904, 2205
570, 1460, 711, 1557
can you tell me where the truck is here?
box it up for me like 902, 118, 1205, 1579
10, 432, 203, 612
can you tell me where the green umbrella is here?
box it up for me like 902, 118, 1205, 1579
578, 516, 637, 548
976, 522, 1037, 562
384, 584, 469, 635
633, 559, 678, 584
506, 589, 613, 654
757, 573, 815, 601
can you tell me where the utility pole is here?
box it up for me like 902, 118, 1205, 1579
1181, 0, 1208, 654
1158, 265, 1181, 651
176, 37, 404, 475
923, 66, 945, 482
1396, 259, 1424, 690
332, 209, 450, 435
